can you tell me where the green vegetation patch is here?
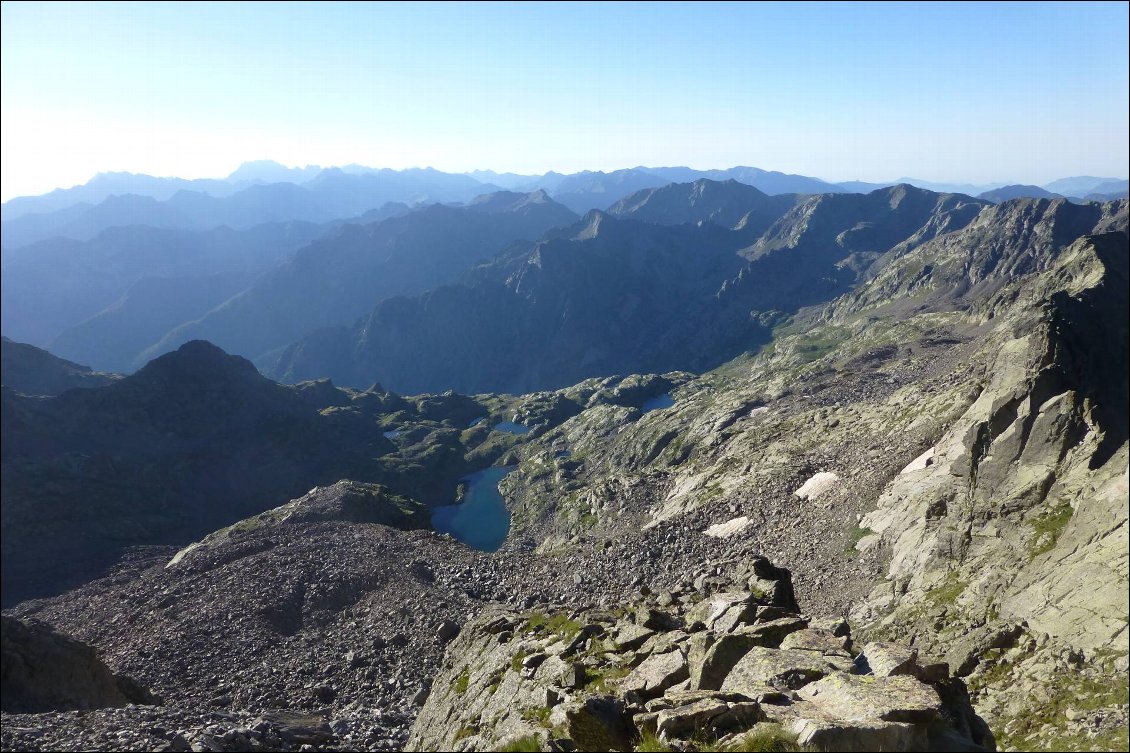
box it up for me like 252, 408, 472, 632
452, 725, 477, 744
526, 611, 583, 640
585, 663, 631, 692
498, 735, 543, 752
844, 525, 874, 554
521, 705, 553, 728
634, 729, 674, 752
925, 572, 967, 606
452, 668, 470, 694
1027, 503, 1073, 558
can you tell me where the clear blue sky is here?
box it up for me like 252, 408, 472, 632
2, 1, 1127, 199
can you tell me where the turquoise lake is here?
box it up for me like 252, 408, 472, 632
431, 466, 516, 551
493, 421, 530, 435
641, 393, 675, 412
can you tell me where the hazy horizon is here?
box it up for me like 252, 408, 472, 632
3, 1, 1128, 201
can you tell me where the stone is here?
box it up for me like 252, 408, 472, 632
692, 634, 760, 691
613, 623, 655, 651
720, 647, 833, 693
780, 628, 851, 655
621, 650, 690, 698
0, 615, 157, 713
635, 606, 680, 631
810, 617, 851, 638
709, 701, 763, 731
655, 698, 730, 737
857, 642, 919, 677
791, 718, 927, 752
797, 673, 943, 723
551, 695, 633, 752
686, 592, 755, 631
734, 617, 809, 648
437, 620, 460, 643
900, 447, 936, 474
559, 662, 586, 689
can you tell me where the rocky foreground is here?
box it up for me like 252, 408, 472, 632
408, 561, 994, 752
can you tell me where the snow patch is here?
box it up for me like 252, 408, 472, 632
704, 516, 751, 538
794, 472, 840, 500
899, 447, 935, 474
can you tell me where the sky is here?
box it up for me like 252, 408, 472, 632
1, 1, 1127, 200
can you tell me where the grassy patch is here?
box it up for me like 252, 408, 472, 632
521, 706, 553, 728
1027, 503, 1073, 558
635, 729, 674, 752
511, 648, 529, 672
452, 668, 470, 694
925, 572, 967, 607
729, 724, 810, 752
844, 525, 874, 554
452, 725, 477, 744
585, 663, 631, 692
498, 735, 543, 752
526, 611, 583, 640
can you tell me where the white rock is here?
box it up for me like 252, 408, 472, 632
704, 516, 751, 538
794, 472, 840, 500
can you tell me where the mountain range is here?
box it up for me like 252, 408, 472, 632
1, 161, 1127, 753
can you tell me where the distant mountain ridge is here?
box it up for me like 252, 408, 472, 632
6, 163, 1125, 249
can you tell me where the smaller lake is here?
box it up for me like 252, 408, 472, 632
382, 429, 400, 439
493, 421, 530, 435
641, 393, 675, 413
431, 466, 516, 551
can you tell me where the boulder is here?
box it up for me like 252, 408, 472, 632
691, 634, 760, 691
686, 592, 756, 631
655, 698, 731, 737
720, 647, 833, 693
780, 628, 851, 655
622, 650, 689, 698
857, 642, 919, 677
549, 695, 633, 752
797, 673, 942, 723
733, 616, 809, 647
613, 623, 655, 651
791, 718, 928, 752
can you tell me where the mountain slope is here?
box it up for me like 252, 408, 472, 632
607, 178, 798, 233
548, 168, 670, 213
0, 338, 119, 396
978, 184, 1062, 203
270, 184, 991, 395
141, 193, 577, 367
1, 221, 325, 348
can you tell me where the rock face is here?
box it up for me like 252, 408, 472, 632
406, 562, 992, 752
1, 616, 155, 713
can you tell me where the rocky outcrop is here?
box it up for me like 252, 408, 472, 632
1, 616, 156, 713
407, 561, 992, 752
